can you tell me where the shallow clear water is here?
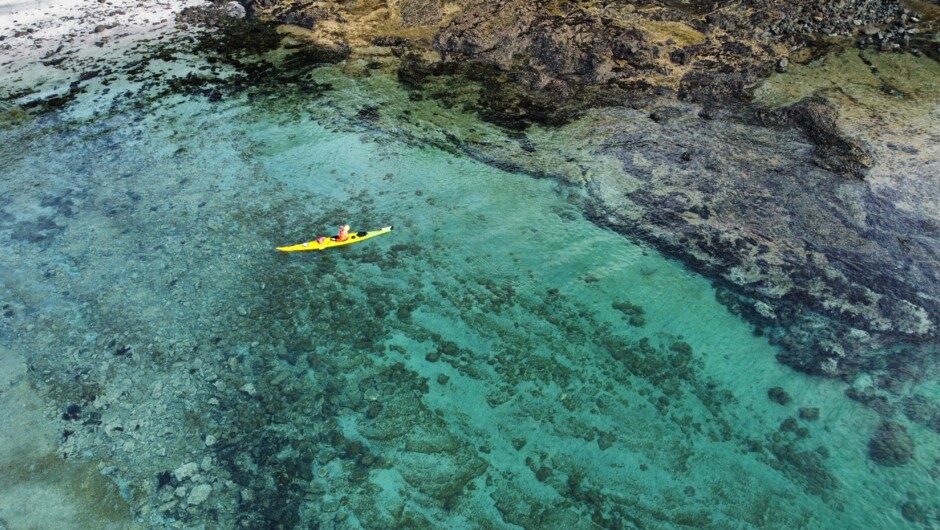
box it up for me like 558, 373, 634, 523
1, 25, 939, 530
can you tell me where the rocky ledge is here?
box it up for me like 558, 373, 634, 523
237, 0, 939, 124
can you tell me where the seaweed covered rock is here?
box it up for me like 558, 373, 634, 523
868, 421, 914, 466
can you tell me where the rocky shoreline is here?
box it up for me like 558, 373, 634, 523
238, 0, 940, 123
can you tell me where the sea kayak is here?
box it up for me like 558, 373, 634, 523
276, 226, 393, 252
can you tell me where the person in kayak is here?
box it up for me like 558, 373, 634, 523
336, 224, 350, 242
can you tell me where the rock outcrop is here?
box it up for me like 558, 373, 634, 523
239, 0, 935, 124
756, 96, 873, 179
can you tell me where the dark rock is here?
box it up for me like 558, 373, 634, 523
41, 56, 66, 66
678, 69, 766, 104
612, 300, 646, 327
845, 387, 895, 416
277, 5, 332, 29
669, 48, 690, 65
766, 439, 838, 497
900, 501, 927, 524
798, 407, 820, 421
768, 387, 792, 405
366, 402, 382, 419
178, 2, 247, 27
82, 411, 102, 426
868, 421, 914, 467
535, 466, 552, 482
11, 217, 64, 244
901, 394, 940, 433
649, 107, 683, 123
157, 470, 173, 488
597, 431, 615, 450
62, 404, 82, 421
342, 440, 362, 459
399, 0, 443, 26
756, 97, 872, 179
374, 36, 411, 47
746, 439, 763, 453
357, 105, 380, 122
698, 108, 716, 120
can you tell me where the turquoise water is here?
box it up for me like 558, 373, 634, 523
1, 28, 938, 530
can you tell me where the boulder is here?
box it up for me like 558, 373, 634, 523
188, 484, 212, 505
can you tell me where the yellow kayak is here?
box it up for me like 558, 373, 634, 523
276, 226, 393, 252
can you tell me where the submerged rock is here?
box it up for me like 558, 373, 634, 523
188, 484, 212, 506
768, 387, 792, 405
868, 421, 915, 466
900, 501, 928, 524
798, 408, 820, 421
902, 394, 940, 433
173, 462, 199, 482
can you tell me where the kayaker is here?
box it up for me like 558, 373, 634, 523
336, 224, 350, 242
